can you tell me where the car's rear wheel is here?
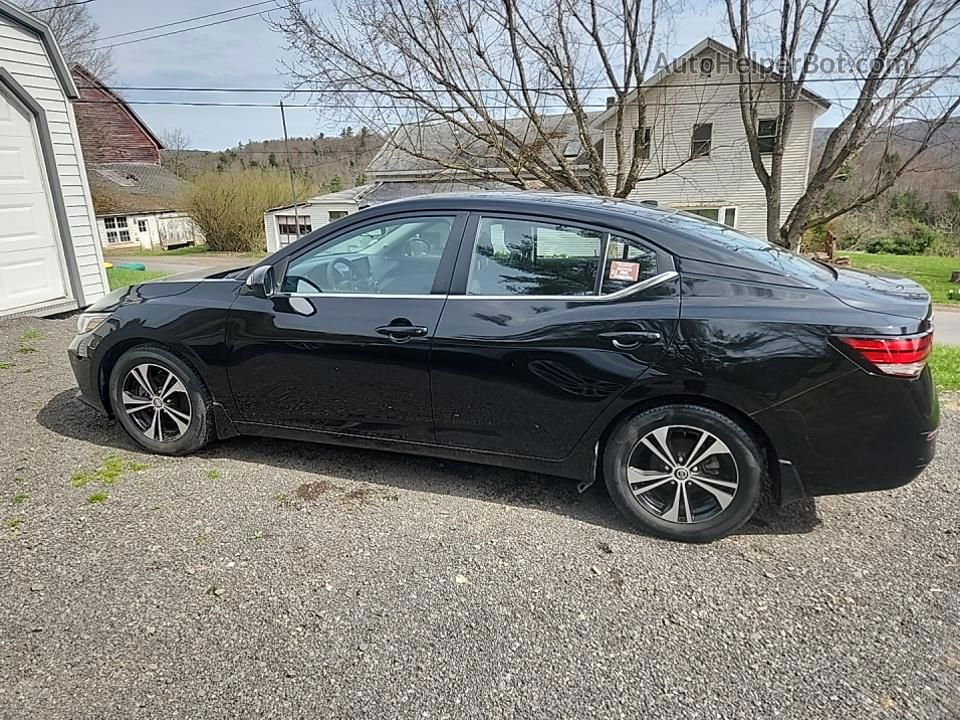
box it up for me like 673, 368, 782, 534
603, 404, 765, 542
109, 345, 214, 456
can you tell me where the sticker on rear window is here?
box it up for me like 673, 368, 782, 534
609, 261, 640, 282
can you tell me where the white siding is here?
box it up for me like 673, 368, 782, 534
0, 13, 107, 308
265, 200, 359, 253
602, 48, 823, 239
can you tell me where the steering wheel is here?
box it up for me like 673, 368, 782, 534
329, 258, 355, 291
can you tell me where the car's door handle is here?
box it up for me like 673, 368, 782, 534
597, 331, 662, 350
376, 324, 429, 341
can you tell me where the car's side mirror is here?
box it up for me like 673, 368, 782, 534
245, 264, 276, 298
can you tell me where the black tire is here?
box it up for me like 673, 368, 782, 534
603, 404, 765, 542
109, 345, 215, 456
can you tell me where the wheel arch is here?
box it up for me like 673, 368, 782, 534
593, 394, 784, 501
97, 337, 203, 416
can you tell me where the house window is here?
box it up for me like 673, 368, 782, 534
691, 123, 712, 158
681, 207, 737, 228
137, 219, 148, 233
277, 215, 312, 244
103, 216, 130, 243
634, 126, 652, 160
758, 118, 778, 154
328, 210, 348, 221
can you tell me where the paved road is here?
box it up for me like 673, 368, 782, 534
1, 316, 957, 719
935, 305, 960, 346
104, 253, 251, 276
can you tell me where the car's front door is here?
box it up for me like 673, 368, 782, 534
226, 213, 465, 442
430, 212, 681, 459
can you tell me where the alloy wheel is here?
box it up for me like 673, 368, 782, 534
626, 424, 739, 524
121, 363, 192, 442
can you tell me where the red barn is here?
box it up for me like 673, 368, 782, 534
72, 65, 163, 164
70, 65, 203, 250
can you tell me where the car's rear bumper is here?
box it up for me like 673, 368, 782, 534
753, 366, 939, 499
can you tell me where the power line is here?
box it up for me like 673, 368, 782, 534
97, 5, 285, 49
76, 73, 960, 95
98, 0, 278, 40
96, 0, 324, 50
73, 94, 957, 109
30, 0, 94, 8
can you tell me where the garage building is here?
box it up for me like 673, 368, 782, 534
0, 0, 107, 318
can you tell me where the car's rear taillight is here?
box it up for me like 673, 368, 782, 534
837, 331, 933, 378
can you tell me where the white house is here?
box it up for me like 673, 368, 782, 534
272, 38, 829, 244
0, 0, 107, 318
590, 37, 830, 236
265, 184, 375, 253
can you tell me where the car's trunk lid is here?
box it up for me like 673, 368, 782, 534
825, 267, 931, 323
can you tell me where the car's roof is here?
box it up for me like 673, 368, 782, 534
369, 190, 679, 230
365, 191, 755, 266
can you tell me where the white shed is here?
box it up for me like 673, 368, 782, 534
0, 0, 107, 318
264, 184, 375, 253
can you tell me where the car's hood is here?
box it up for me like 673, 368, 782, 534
86, 264, 251, 313
825, 267, 931, 323
155, 264, 251, 283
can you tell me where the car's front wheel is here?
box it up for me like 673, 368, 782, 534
109, 345, 214, 455
603, 404, 766, 542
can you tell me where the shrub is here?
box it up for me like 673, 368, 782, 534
865, 221, 942, 256
183, 170, 314, 252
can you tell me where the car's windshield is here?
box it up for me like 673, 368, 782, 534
660, 211, 835, 283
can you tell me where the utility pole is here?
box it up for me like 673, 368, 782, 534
279, 100, 302, 239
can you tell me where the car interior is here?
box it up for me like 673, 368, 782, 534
281, 218, 453, 294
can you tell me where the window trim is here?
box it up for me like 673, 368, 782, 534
757, 117, 778, 155
691, 123, 712, 158
677, 206, 738, 228
634, 125, 652, 160
448, 211, 675, 301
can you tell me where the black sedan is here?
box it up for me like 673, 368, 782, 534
69, 193, 939, 542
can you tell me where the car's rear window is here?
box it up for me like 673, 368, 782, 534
659, 211, 835, 283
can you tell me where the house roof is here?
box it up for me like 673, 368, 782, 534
590, 37, 831, 128
367, 112, 603, 177
71, 65, 164, 150
87, 162, 187, 215
0, 0, 78, 98
267, 183, 379, 214
363, 179, 513, 205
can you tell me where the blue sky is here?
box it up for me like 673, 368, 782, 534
90, 0, 842, 150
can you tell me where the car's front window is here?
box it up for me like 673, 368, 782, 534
660, 211, 835, 283
283, 216, 455, 295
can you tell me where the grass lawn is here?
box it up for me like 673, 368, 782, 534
104, 245, 266, 259
845, 253, 960, 305
930, 345, 960, 391
106, 267, 169, 290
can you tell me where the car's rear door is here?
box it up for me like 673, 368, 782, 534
226, 212, 466, 442
429, 212, 680, 459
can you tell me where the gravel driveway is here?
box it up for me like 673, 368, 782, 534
1, 315, 957, 720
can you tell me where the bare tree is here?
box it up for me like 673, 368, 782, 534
273, 0, 688, 197
725, 0, 960, 248
19, 0, 114, 79
160, 128, 192, 178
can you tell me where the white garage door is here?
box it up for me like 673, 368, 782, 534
0, 90, 67, 314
